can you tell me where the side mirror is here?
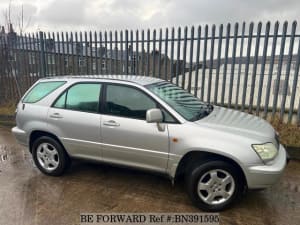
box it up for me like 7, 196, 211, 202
146, 108, 163, 123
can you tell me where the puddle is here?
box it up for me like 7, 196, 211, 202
0, 145, 35, 168
0, 146, 9, 163
0, 153, 8, 162
28, 158, 36, 168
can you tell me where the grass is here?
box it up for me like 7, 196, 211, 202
0, 102, 299, 147
0, 102, 16, 128
269, 116, 300, 147
0, 120, 15, 127
0, 102, 16, 115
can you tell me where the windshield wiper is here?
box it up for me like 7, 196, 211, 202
191, 103, 214, 121
206, 103, 214, 113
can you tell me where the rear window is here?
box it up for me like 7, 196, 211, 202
23, 81, 66, 103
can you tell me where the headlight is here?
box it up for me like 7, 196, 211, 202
252, 143, 278, 162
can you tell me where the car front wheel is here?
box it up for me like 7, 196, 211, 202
186, 160, 244, 211
32, 136, 70, 176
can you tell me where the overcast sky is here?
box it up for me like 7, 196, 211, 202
0, 0, 299, 33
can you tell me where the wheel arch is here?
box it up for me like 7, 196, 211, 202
174, 150, 247, 187
29, 130, 65, 154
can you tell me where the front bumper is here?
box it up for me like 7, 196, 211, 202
246, 144, 287, 189
11, 126, 28, 146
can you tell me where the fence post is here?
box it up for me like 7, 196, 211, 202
207, 25, 215, 103
280, 21, 297, 120
249, 22, 262, 113
221, 23, 231, 106
39, 31, 46, 77
228, 23, 238, 108
194, 25, 202, 97
264, 22, 279, 118
256, 22, 270, 116
214, 24, 222, 104
288, 33, 300, 123
241, 22, 254, 112
272, 21, 288, 119
201, 25, 208, 101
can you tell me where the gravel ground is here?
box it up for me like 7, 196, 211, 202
0, 126, 299, 225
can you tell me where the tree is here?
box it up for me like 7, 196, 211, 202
2, 0, 31, 34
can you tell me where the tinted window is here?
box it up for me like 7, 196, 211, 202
161, 108, 176, 123
105, 85, 156, 120
53, 83, 101, 113
23, 81, 65, 103
147, 81, 213, 121
53, 92, 66, 109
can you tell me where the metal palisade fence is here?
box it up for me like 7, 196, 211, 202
0, 21, 300, 124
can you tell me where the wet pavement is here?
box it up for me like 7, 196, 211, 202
0, 126, 299, 225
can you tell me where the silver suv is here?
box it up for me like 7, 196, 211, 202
12, 75, 288, 211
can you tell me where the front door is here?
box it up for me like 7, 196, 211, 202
101, 84, 169, 173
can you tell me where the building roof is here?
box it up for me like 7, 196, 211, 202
1, 33, 166, 61
0, 33, 134, 60
41, 75, 164, 86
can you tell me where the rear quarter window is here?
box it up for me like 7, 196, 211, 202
23, 81, 66, 103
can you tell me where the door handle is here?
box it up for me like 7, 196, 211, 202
103, 120, 120, 127
50, 112, 63, 119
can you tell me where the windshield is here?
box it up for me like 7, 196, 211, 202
146, 81, 213, 121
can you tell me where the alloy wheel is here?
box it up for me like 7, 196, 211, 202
36, 143, 60, 171
197, 169, 235, 205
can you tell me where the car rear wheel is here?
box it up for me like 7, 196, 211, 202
32, 136, 70, 176
186, 160, 243, 211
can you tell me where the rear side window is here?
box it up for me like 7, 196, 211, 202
23, 81, 65, 103
53, 83, 101, 113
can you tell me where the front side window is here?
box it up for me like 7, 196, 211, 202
104, 85, 156, 120
53, 83, 101, 113
23, 81, 65, 103
146, 81, 213, 121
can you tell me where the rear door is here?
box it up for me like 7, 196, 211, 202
47, 82, 103, 160
100, 83, 170, 173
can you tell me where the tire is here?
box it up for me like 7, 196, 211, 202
185, 160, 244, 211
32, 136, 70, 176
